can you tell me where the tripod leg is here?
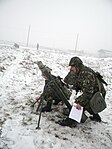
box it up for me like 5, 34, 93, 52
36, 97, 43, 113
36, 97, 44, 129
30, 101, 37, 108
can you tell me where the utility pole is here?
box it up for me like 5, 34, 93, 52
26, 25, 31, 47
75, 33, 79, 52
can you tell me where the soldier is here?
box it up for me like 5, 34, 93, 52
36, 61, 62, 112
58, 56, 106, 127
37, 43, 39, 50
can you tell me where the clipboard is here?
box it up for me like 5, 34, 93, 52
69, 103, 83, 123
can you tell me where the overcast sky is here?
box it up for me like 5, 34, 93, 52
0, 0, 112, 52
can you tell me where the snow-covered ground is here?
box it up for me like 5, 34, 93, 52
0, 44, 112, 149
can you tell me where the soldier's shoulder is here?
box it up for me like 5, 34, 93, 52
80, 66, 95, 76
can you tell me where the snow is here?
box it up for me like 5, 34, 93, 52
0, 44, 112, 149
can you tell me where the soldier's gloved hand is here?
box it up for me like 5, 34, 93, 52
74, 103, 81, 110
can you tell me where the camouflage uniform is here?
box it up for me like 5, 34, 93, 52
64, 72, 76, 85
72, 65, 106, 114
64, 72, 81, 94
67, 57, 106, 114
57, 57, 106, 126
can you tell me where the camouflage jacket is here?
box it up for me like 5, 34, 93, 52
65, 65, 106, 108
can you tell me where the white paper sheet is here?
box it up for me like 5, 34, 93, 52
69, 103, 83, 123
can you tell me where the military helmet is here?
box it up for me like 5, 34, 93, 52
69, 57, 83, 67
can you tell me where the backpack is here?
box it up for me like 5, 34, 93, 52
95, 72, 108, 86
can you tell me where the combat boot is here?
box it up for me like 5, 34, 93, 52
89, 114, 101, 122
56, 117, 77, 127
62, 107, 70, 116
42, 101, 52, 112
81, 112, 88, 123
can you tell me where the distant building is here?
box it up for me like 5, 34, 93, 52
98, 49, 112, 58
